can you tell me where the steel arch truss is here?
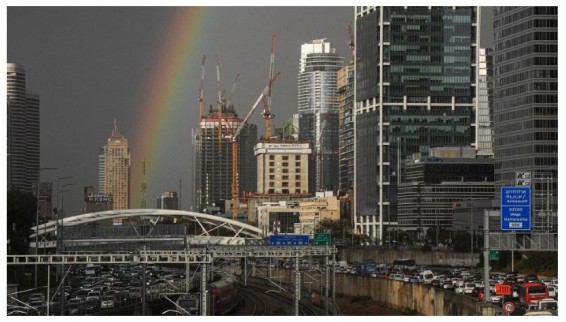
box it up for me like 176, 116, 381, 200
30, 209, 264, 243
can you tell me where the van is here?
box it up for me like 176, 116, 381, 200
419, 270, 434, 284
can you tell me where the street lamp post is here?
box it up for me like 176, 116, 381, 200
34, 167, 56, 289
58, 182, 74, 316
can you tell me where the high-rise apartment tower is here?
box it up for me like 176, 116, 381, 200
297, 39, 343, 193
7, 63, 40, 193
101, 119, 131, 213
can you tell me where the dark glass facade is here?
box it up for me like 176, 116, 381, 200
397, 159, 494, 232
493, 7, 557, 231
354, 6, 479, 243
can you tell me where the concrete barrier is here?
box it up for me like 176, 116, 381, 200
256, 268, 498, 316
338, 247, 480, 268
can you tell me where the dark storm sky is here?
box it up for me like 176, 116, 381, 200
6, 6, 493, 216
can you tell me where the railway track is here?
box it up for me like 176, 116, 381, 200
237, 277, 322, 316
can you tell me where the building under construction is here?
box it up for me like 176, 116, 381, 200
193, 103, 257, 214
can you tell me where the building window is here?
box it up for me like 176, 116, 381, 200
269, 168, 274, 173
282, 175, 289, 180
296, 162, 301, 166
269, 162, 275, 166
296, 155, 301, 160
283, 162, 288, 167
295, 175, 301, 180
270, 155, 275, 160
269, 175, 275, 180
282, 156, 289, 160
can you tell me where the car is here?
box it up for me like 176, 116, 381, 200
85, 296, 100, 313
442, 281, 454, 289
87, 290, 102, 300
67, 298, 86, 315
524, 274, 538, 282
547, 286, 557, 298
464, 283, 476, 294
489, 294, 502, 304
100, 295, 116, 309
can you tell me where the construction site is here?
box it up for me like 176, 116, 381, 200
193, 35, 316, 222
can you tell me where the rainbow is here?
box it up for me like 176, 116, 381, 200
130, 7, 208, 208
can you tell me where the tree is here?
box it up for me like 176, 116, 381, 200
7, 188, 37, 254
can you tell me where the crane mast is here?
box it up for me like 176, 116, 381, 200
198, 55, 206, 120
216, 55, 223, 153
261, 35, 277, 140
231, 72, 280, 220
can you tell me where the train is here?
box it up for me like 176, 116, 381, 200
208, 275, 240, 315
175, 293, 200, 315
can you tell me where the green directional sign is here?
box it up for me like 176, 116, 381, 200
489, 250, 500, 261
314, 233, 331, 246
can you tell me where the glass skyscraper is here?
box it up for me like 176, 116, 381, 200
297, 39, 343, 193
7, 63, 40, 193
493, 7, 558, 231
354, 6, 481, 243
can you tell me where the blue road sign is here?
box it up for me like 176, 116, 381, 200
269, 234, 309, 246
501, 186, 531, 231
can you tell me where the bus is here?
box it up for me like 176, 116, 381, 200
518, 282, 549, 308
393, 259, 416, 271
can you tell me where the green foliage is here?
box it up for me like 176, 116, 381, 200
515, 251, 558, 275
452, 231, 472, 253
7, 188, 37, 254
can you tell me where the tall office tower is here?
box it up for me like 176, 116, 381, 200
7, 63, 40, 193
476, 48, 494, 158
97, 146, 107, 193
194, 104, 257, 213
493, 7, 558, 231
157, 191, 179, 210
297, 39, 343, 193
337, 59, 355, 193
103, 119, 131, 213
354, 6, 480, 243
255, 141, 311, 194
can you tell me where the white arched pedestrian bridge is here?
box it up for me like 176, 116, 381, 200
30, 209, 265, 249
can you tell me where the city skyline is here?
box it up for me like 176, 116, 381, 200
6, 6, 354, 215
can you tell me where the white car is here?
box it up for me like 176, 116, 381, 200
464, 283, 476, 294
100, 295, 116, 309
489, 294, 502, 304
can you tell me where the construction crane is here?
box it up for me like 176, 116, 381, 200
215, 55, 223, 153
348, 24, 356, 57
260, 35, 277, 140
225, 73, 240, 111
198, 55, 206, 120
230, 72, 281, 220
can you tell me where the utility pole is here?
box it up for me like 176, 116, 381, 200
34, 167, 56, 289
